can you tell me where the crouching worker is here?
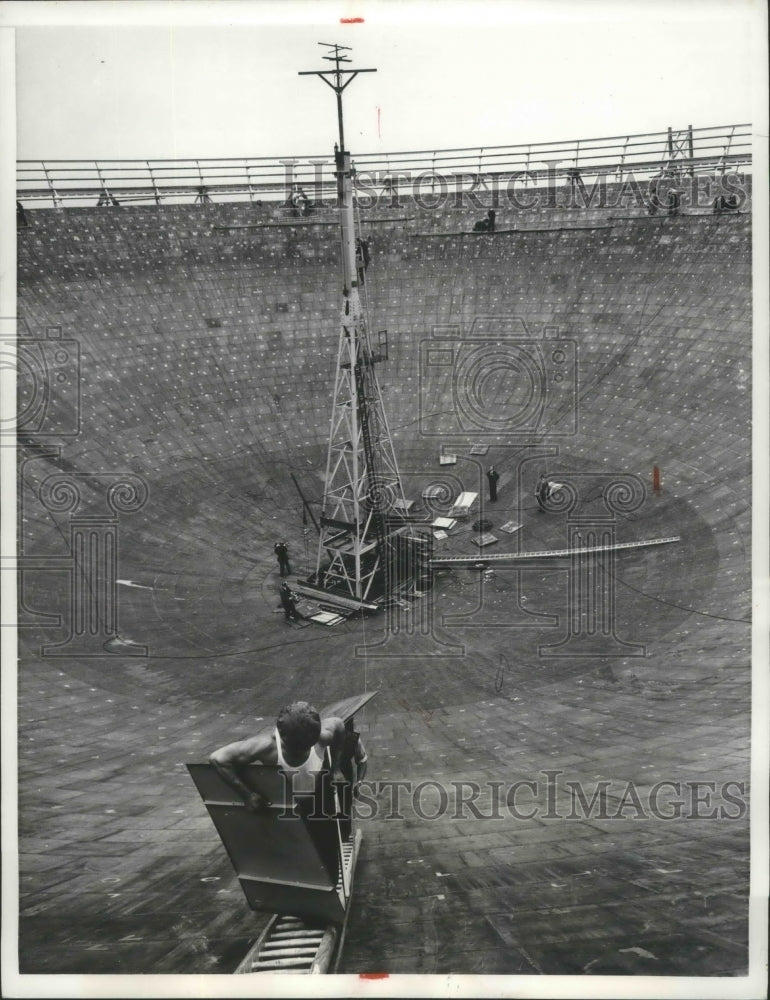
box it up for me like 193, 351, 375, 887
473, 209, 496, 232
209, 701, 346, 813
279, 581, 300, 623
535, 473, 564, 509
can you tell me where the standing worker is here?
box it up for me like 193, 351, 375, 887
274, 540, 291, 577
487, 466, 500, 503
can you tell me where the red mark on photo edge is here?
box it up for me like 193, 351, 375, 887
341, 17, 365, 23
360, 972, 389, 979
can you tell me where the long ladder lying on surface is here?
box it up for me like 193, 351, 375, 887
235, 830, 361, 975
431, 535, 681, 566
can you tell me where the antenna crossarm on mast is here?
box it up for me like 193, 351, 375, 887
297, 69, 376, 87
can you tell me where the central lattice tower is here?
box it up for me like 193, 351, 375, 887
298, 44, 411, 604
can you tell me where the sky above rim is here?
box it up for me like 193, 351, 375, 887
3, 0, 766, 162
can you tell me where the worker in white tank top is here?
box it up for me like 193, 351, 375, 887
274, 726, 326, 794
210, 700, 346, 812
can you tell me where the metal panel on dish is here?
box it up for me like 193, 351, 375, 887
187, 763, 346, 923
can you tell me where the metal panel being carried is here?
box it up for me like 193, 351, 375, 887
188, 762, 346, 924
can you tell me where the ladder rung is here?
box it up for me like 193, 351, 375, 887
260, 946, 321, 957
264, 929, 322, 940
253, 957, 316, 969
253, 968, 301, 974
262, 934, 321, 944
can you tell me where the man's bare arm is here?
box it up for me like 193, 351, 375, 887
354, 741, 368, 796
319, 717, 346, 779
209, 732, 274, 811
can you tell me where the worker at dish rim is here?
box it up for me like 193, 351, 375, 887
209, 701, 346, 812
